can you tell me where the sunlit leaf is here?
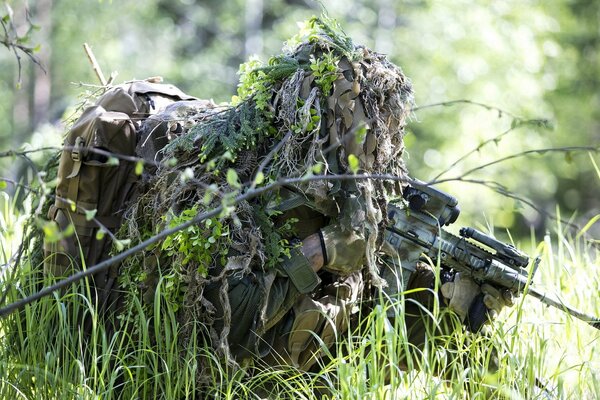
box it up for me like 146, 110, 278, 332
135, 160, 144, 176
254, 171, 265, 185
96, 228, 106, 241
84, 208, 97, 221
114, 239, 131, 252
226, 169, 241, 189
348, 154, 359, 174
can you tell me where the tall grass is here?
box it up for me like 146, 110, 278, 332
0, 188, 598, 399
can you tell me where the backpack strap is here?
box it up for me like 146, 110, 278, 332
64, 136, 86, 210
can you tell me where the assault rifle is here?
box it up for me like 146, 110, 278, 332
384, 179, 600, 332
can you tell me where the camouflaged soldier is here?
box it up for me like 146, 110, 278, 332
128, 20, 516, 372
197, 56, 513, 370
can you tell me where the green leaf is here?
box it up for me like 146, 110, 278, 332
0, 180, 6, 190
348, 154, 360, 174
42, 221, 60, 243
565, 151, 573, 164
355, 126, 367, 144
107, 157, 120, 167
222, 151, 235, 161
254, 171, 265, 185
226, 169, 241, 189
312, 163, 323, 174
135, 160, 144, 175
84, 208, 97, 221
180, 167, 194, 182
96, 229, 106, 241
114, 239, 131, 252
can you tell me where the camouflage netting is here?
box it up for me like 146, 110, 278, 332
118, 17, 413, 366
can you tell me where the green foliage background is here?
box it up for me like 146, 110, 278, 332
1, 0, 598, 236
0, 1, 599, 398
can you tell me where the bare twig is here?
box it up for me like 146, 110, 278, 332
431, 118, 553, 182
83, 43, 107, 86
251, 130, 293, 189
0, 173, 412, 317
0, 5, 45, 87
432, 146, 600, 184
429, 177, 575, 227
410, 99, 520, 119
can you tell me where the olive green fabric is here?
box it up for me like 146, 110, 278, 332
202, 197, 368, 365
279, 247, 321, 294
44, 105, 138, 311
321, 223, 366, 275
43, 80, 196, 312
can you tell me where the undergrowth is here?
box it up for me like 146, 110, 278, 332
0, 188, 599, 399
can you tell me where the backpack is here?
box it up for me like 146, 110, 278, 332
43, 80, 196, 310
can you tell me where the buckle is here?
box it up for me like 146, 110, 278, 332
71, 136, 84, 162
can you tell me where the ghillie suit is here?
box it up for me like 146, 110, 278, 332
119, 17, 413, 375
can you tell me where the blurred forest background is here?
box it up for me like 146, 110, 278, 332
1, 0, 598, 240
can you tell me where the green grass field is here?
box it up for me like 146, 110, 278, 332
0, 187, 598, 399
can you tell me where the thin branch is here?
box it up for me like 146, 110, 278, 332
0, 145, 161, 171
0, 10, 45, 87
410, 99, 520, 119
431, 118, 553, 181
0, 173, 412, 317
250, 130, 293, 189
428, 177, 581, 233
432, 125, 515, 182
83, 43, 107, 86
433, 146, 600, 184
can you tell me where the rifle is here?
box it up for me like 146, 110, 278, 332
384, 179, 600, 332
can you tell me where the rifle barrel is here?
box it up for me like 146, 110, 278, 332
527, 286, 600, 331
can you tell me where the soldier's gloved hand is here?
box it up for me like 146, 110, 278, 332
441, 273, 481, 322
481, 284, 516, 318
320, 223, 366, 275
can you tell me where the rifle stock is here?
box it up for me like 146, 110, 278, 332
384, 179, 600, 332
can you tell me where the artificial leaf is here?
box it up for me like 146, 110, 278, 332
348, 154, 359, 174
84, 208, 97, 221
254, 171, 265, 185
96, 229, 106, 241
226, 169, 241, 189
114, 239, 131, 252
135, 160, 144, 175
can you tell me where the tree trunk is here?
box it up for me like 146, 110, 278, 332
32, 0, 53, 127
